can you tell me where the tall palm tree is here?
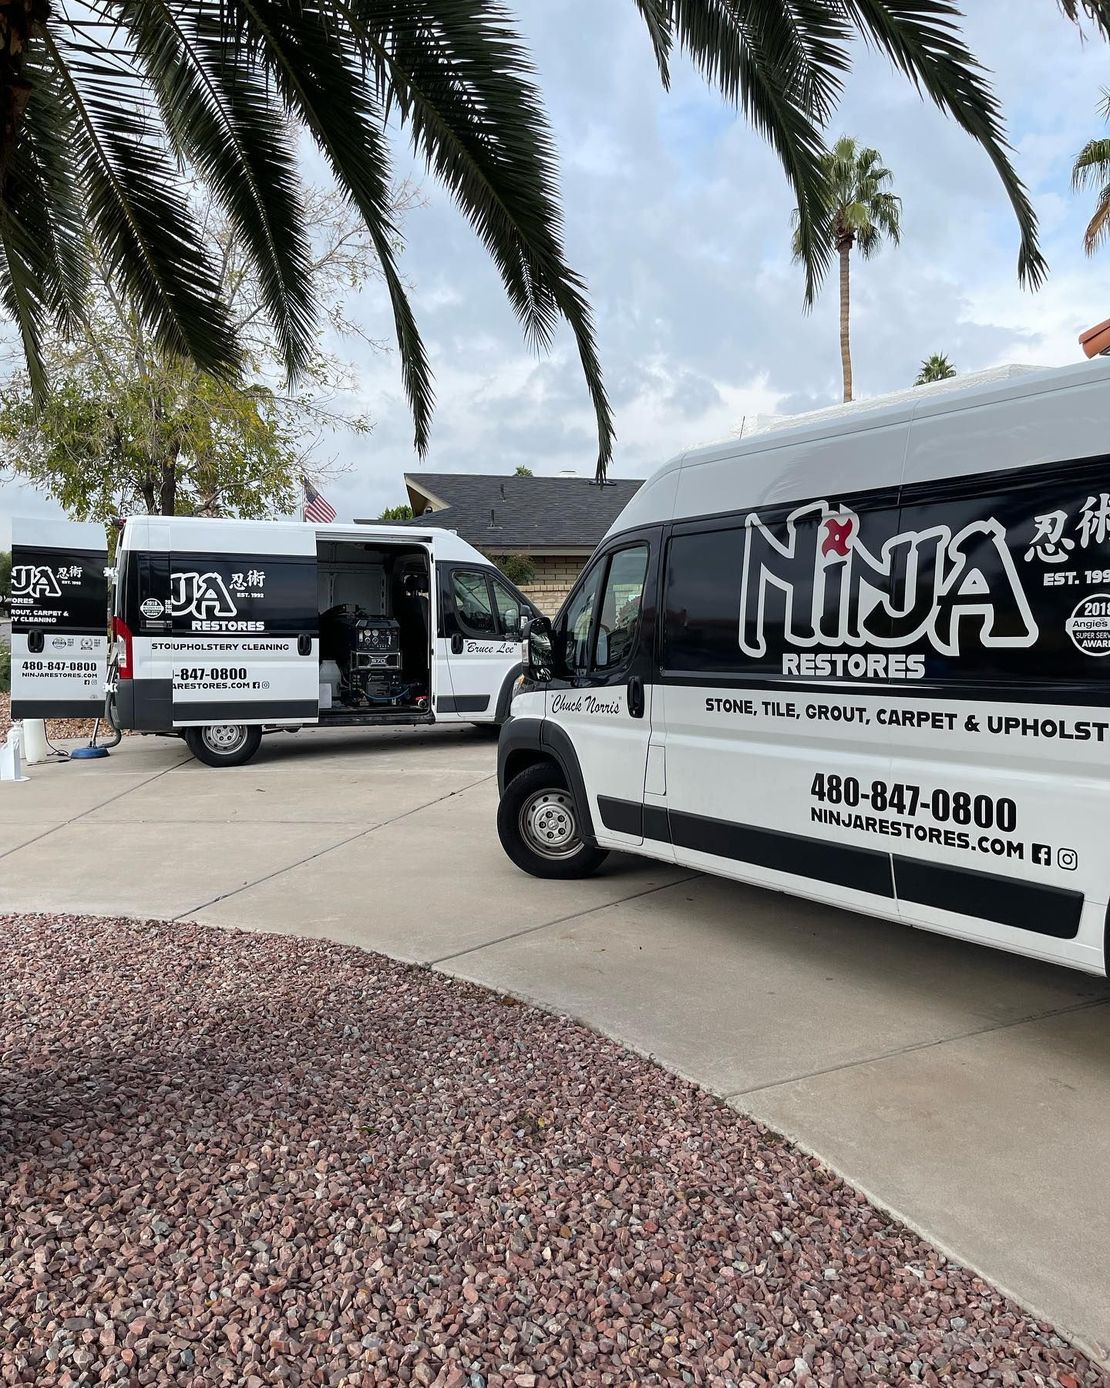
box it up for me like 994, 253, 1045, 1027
1072, 88, 1110, 253
915, 353, 957, 385
794, 137, 901, 402
0, 3, 1102, 479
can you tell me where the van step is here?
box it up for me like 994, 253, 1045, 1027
316, 709, 436, 728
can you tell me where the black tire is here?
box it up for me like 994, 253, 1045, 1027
497, 762, 608, 879
184, 723, 262, 768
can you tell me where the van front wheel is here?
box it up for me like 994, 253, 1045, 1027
184, 724, 262, 768
497, 763, 608, 879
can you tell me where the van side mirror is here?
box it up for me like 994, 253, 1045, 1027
526, 615, 554, 681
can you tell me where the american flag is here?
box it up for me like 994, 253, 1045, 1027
302, 477, 337, 524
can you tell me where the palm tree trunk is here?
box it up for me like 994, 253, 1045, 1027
838, 243, 853, 403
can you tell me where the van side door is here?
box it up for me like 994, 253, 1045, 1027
437, 565, 532, 721
659, 492, 902, 911
162, 521, 319, 728
544, 528, 660, 848
10, 517, 108, 720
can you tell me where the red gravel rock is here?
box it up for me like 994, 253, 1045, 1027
0, 913, 1105, 1388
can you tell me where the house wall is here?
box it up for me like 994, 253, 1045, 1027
520, 554, 586, 615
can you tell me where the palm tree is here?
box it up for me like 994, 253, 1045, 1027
915, 353, 957, 385
1072, 88, 1110, 253
794, 138, 901, 402
0, 4, 1098, 479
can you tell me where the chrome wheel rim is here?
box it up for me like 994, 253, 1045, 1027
520, 788, 581, 860
202, 724, 249, 755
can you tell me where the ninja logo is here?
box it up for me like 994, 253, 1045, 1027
169, 571, 238, 621
11, 565, 62, 600
739, 501, 1039, 660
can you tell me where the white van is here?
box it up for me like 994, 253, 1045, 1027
9, 515, 536, 765
498, 359, 1110, 976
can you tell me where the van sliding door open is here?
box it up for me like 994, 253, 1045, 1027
10, 517, 109, 721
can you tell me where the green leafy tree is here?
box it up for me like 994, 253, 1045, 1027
1072, 88, 1110, 253
379, 504, 414, 521
513, 464, 534, 477
487, 553, 536, 588
0, 5, 1098, 481
793, 137, 901, 402
915, 353, 957, 385
0, 549, 10, 602
0, 187, 385, 521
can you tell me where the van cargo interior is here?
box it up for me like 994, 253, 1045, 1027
316, 539, 431, 722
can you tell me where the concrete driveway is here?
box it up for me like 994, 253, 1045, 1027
2, 724, 1109, 1363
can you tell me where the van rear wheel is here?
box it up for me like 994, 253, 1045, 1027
184, 723, 262, 768
497, 763, 608, 879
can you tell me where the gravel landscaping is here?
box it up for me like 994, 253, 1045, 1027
0, 914, 1104, 1388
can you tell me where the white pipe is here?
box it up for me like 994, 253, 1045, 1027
21, 718, 49, 764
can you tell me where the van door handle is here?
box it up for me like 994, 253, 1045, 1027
451, 633, 463, 654
628, 675, 645, 718
297, 634, 312, 656
28, 631, 44, 654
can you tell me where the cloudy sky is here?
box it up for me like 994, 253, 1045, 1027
3, 2, 1110, 544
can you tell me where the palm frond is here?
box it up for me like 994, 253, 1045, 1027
0, 216, 50, 401
19, 47, 90, 339
1073, 137, 1110, 187
840, 0, 1046, 288
112, 0, 315, 379
225, 0, 433, 454
632, 0, 675, 89
1083, 182, 1110, 252
1058, 0, 1110, 39
41, 22, 240, 374
337, 1, 613, 474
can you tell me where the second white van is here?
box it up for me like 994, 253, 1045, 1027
9, 514, 536, 766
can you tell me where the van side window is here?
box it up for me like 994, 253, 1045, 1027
452, 570, 497, 636
663, 528, 743, 671
490, 576, 523, 637
594, 545, 649, 671
561, 564, 603, 673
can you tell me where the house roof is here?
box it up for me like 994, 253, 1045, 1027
357, 472, 644, 553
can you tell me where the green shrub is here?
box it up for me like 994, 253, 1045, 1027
488, 553, 535, 587
0, 643, 10, 694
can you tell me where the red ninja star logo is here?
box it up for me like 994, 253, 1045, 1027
821, 516, 854, 558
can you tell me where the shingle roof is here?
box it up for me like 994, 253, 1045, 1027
359, 473, 644, 552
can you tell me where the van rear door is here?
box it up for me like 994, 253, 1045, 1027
10, 517, 108, 720
159, 520, 319, 727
